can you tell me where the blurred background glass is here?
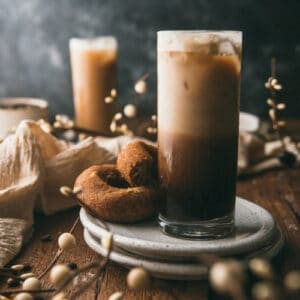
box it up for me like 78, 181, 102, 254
0, 0, 298, 118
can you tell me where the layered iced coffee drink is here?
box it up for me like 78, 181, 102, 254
70, 37, 118, 135
157, 31, 242, 238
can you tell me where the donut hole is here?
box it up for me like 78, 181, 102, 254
98, 168, 130, 189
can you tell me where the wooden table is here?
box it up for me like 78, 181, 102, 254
0, 167, 298, 299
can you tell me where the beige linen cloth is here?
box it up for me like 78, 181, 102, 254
0, 120, 298, 266
0, 120, 132, 266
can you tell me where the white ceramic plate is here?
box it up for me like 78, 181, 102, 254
83, 228, 284, 280
80, 197, 281, 259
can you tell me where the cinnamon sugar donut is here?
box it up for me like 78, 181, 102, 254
74, 164, 159, 223
117, 141, 157, 186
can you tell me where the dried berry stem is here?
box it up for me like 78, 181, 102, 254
38, 249, 63, 280
0, 288, 55, 296
51, 259, 109, 299
266, 57, 285, 148
52, 212, 111, 298
54, 125, 115, 138
69, 216, 80, 233
38, 216, 79, 280
137, 73, 149, 82
271, 57, 276, 98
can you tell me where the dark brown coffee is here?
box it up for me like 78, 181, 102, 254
158, 132, 238, 221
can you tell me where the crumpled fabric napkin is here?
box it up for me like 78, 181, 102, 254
0, 120, 132, 266
0, 218, 30, 267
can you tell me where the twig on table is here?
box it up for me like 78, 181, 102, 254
0, 288, 55, 296
38, 216, 80, 280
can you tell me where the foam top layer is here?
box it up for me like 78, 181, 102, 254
69, 36, 117, 51
157, 31, 242, 53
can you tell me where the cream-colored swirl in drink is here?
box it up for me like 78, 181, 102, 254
70, 37, 118, 135
157, 31, 242, 238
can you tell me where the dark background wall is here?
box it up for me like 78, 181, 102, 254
0, 0, 299, 118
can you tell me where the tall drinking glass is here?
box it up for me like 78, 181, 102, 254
157, 31, 242, 238
70, 37, 118, 135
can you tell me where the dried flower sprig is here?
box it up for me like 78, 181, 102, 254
147, 114, 158, 135
265, 58, 285, 136
265, 58, 299, 167
37, 116, 111, 140
106, 73, 151, 136
110, 112, 133, 136
104, 88, 118, 104
33, 73, 155, 141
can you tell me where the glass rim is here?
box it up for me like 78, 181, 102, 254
157, 30, 242, 52
157, 30, 242, 35
69, 36, 118, 50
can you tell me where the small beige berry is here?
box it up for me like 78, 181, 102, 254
114, 113, 122, 121
101, 233, 113, 251
266, 98, 275, 107
284, 270, 300, 292
78, 133, 88, 140
249, 258, 274, 279
53, 121, 62, 129
108, 291, 123, 300
134, 80, 147, 94
120, 124, 128, 133
252, 281, 278, 300
51, 292, 68, 300
59, 186, 73, 197
123, 104, 137, 118
49, 264, 71, 286
65, 120, 75, 129
276, 103, 286, 110
110, 121, 117, 132
110, 89, 117, 98
22, 277, 41, 291
11, 264, 25, 271
58, 233, 76, 250
104, 96, 114, 104
151, 114, 157, 122
269, 109, 276, 121
14, 292, 33, 300
209, 260, 245, 295
147, 127, 157, 134
127, 267, 150, 290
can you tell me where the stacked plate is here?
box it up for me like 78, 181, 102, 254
80, 197, 284, 280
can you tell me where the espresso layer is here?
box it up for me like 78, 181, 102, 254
158, 131, 237, 221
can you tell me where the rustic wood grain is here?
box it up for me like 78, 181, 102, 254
0, 168, 300, 299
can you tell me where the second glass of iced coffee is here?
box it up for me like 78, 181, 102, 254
70, 37, 118, 135
157, 31, 242, 238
